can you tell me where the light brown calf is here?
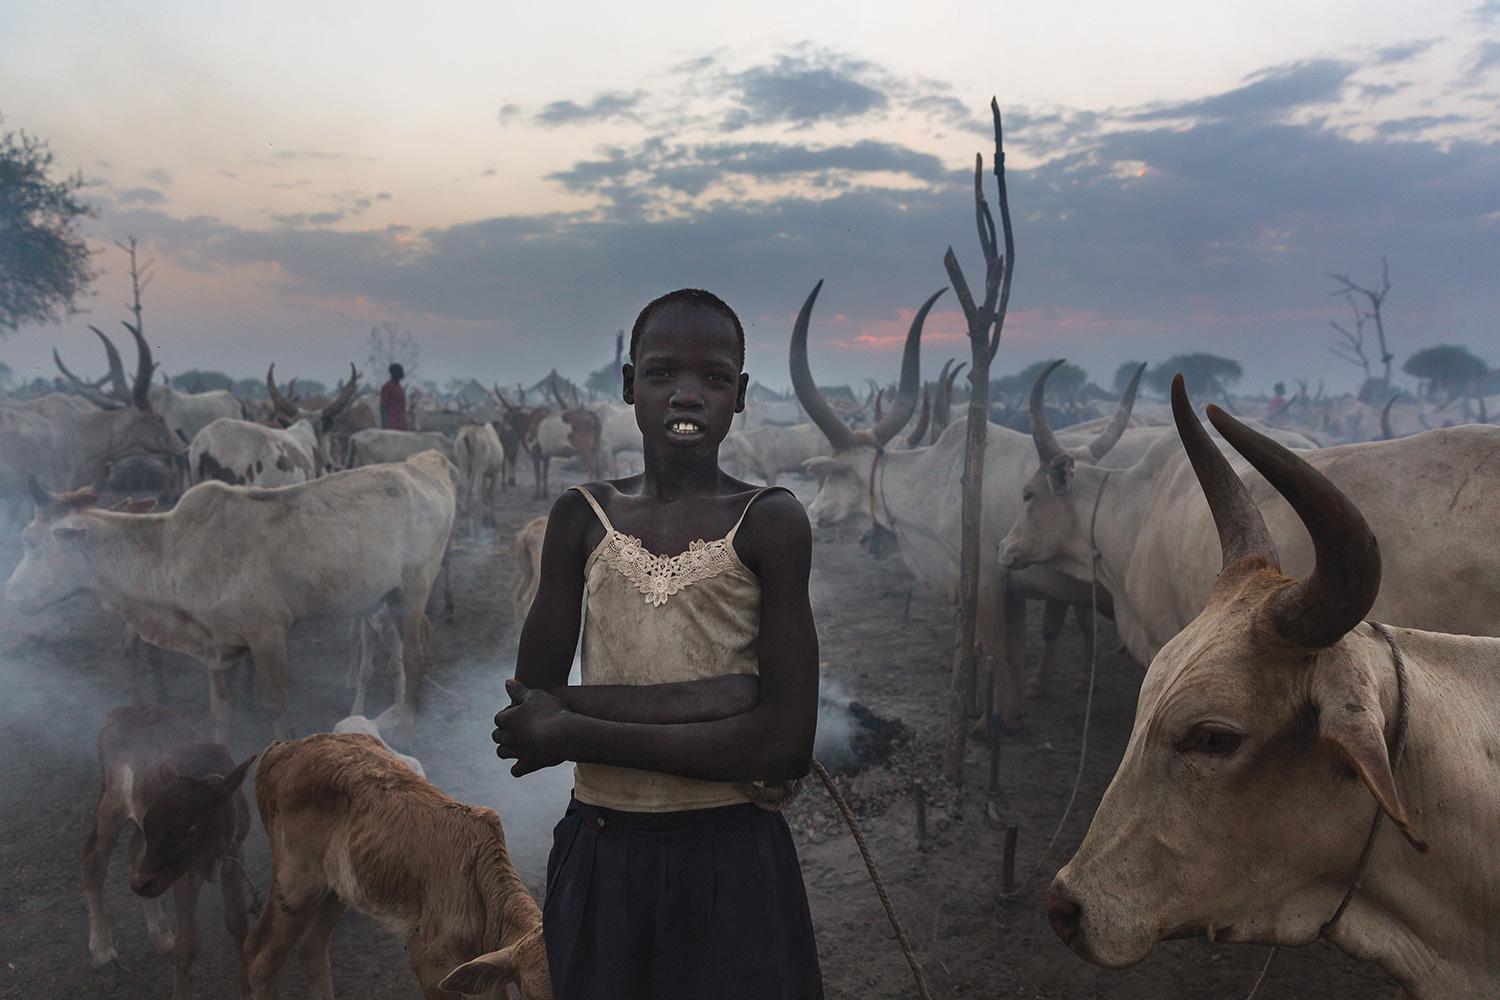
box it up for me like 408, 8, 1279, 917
246, 733, 551, 999
83, 705, 256, 1000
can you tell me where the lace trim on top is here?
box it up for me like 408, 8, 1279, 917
596, 530, 738, 607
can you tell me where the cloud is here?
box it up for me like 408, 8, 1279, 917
271, 149, 377, 162
143, 167, 173, 186
1470, 0, 1500, 25
497, 103, 522, 125
1373, 39, 1439, 65
117, 187, 167, 205
1131, 59, 1356, 121
1358, 81, 1410, 101
1374, 114, 1471, 136
219, 168, 239, 180
721, 49, 889, 130
533, 91, 645, 127
1468, 40, 1500, 81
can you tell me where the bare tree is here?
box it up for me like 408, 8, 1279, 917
943, 99, 1016, 783
1328, 290, 1371, 381
366, 321, 419, 384
1328, 257, 1394, 384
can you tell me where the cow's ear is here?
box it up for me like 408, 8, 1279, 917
439, 944, 519, 995
1046, 454, 1075, 496
210, 754, 257, 799
801, 457, 836, 480
1311, 660, 1427, 852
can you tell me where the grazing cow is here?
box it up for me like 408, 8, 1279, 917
1045, 376, 1500, 999
2, 324, 182, 518
1000, 377, 1500, 665
4, 451, 458, 742
510, 514, 547, 623
456, 423, 506, 531
345, 428, 457, 468
246, 733, 551, 999
83, 705, 256, 1000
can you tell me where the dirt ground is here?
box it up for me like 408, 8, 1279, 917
0, 470, 1398, 999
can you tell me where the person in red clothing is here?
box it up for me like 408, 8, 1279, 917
380, 363, 408, 430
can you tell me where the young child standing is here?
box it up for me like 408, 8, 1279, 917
492, 288, 824, 999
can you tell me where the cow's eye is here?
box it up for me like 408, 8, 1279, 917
1174, 725, 1243, 757
1022, 490, 1034, 503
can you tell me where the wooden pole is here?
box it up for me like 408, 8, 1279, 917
1002, 825, 1019, 895
942, 98, 1017, 784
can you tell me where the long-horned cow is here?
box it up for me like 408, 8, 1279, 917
246, 733, 552, 999
525, 378, 602, 499
1045, 376, 1500, 999
83, 705, 256, 1000
795, 288, 1153, 720
188, 365, 359, 486
4, 451, 458, 742
2, 324, 182, 517
1000, 375, 1500, 665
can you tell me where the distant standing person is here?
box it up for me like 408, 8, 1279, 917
381, 363, 408, 430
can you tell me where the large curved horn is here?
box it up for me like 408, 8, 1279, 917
122, 321, 156, 410
1205, 400, 1381, 649
905, 383, 931, 447
1172, 374, 1279, 571
789, 280, 856, 452
53, 349, 125, 409
871, 287, 945, 445
931, 358, 955, 429
1380, 394, 1398, 440
88, 325, 132, 401
266, 365, 303, 418
1029, 359, 1067, 463
320, 363, 360, 424
1088, 362, 1146, 460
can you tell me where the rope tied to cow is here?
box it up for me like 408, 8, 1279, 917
1245, 619, 1416, 1000
742, 758, 931, 997
812, 758, 935, 1000
222, 850, 264, 916
997, 470, 1112, 903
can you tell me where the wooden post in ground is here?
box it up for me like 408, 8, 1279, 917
942, 98, 1017, 784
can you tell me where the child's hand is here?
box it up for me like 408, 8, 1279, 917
492, 679, 570, 777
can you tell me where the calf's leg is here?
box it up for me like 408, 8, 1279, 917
82, 797, 129, 965
169, 872, 204, 1000
294, 895, 346, 1000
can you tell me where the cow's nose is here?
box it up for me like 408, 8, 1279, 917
1045, 885, 1081, 944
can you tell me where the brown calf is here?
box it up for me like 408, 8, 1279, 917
83, 705, 256, 1000
246, 733, 551, 999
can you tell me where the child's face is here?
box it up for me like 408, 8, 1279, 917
623, 302, 748, 457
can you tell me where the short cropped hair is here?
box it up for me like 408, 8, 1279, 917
629, 289, 746, 370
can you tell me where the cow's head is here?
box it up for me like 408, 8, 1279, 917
132, 752, 255, 898
54, 323, 185, 460
440, 926, 552, 999
1045, 375, 1424, 968
7, 481, 111, 608
794, 280, 943, 530
267, 363, 360, 471
999, 360, 1146, 576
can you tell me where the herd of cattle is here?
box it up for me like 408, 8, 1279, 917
2, 290, 1498, 998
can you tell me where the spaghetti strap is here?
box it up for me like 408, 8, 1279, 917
569, 485, 616, 534
726, 486, 793, 543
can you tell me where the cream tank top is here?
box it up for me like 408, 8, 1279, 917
568, 484, 787, 813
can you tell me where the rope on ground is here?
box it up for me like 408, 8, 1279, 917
1244, 946, 1280, 1000
223, 851, 264, 915
995, 472, 1111, 902
813, 758, 935, 1000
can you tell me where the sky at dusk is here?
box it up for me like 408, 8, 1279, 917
2, 0, 1497, 395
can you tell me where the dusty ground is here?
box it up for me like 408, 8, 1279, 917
0, 470, 1398, 999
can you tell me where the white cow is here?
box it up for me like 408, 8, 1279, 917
1045, 377, 1500, 999
4, 451, 458, 742
455, 423, 506, 531
345, 428, 456, 468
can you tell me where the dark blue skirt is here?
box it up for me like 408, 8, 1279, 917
543, 796, 824, 1000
